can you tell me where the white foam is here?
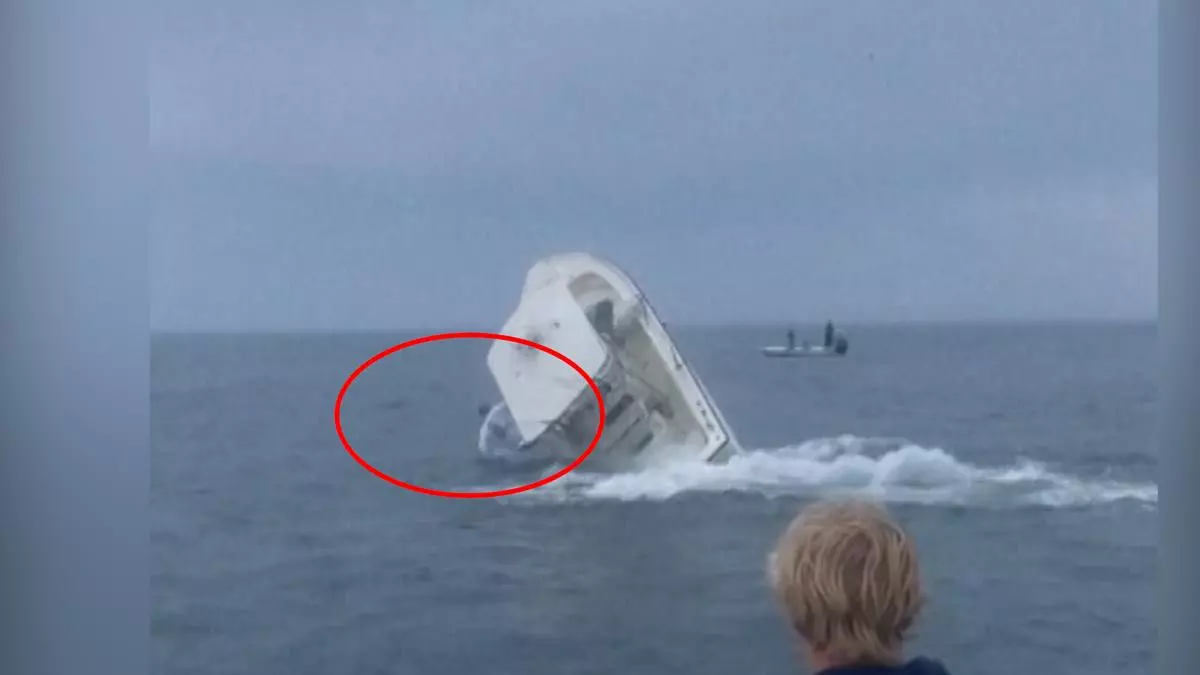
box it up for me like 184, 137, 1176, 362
475, 436, 1157, 508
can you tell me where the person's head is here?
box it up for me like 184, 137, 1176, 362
767, 499, 924, 669
477, 403, 491, 417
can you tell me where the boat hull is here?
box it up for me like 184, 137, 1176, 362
761, 345, 845, 357
487, 253, 742, 469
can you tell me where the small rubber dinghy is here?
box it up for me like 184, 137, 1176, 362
763, 325, 849, 357
485, 253, 742, 470
760, 342, 847, 357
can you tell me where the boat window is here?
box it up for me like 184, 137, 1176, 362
608, 394, 634, 420
587, 300, 616, 337
634, 432, 654, 453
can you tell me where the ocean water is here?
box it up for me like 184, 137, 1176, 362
152, 323, 1157, 675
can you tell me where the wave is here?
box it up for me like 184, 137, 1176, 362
469, 435, 1157, 508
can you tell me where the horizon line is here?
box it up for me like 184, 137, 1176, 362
150, 316, 1158, 335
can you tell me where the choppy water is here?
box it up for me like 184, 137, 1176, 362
152, 323, 1156, 675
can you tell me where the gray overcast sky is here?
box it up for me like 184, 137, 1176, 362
151, 1, 1156, 331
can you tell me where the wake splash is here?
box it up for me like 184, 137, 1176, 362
479, 436, 1157, 508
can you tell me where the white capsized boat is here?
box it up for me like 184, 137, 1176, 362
486, 253, 742, 470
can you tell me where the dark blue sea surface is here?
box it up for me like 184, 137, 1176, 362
152, 323, 1156, 675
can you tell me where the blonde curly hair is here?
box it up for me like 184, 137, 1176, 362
767, 500, 925, 665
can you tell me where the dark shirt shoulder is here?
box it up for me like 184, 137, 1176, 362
903, 656, 950, 675
816, 656, 950, 675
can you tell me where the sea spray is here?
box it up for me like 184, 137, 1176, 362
468, 435, 1157, 508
